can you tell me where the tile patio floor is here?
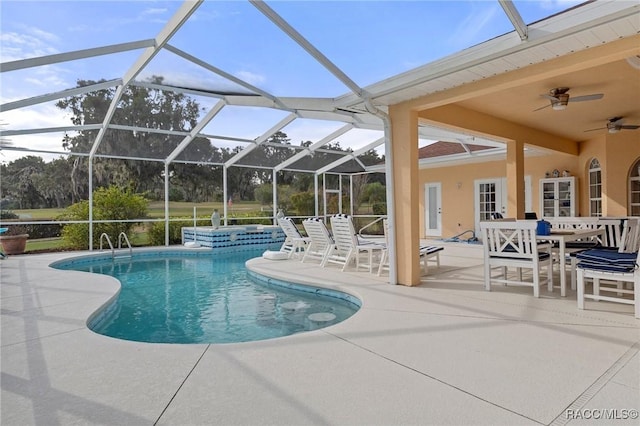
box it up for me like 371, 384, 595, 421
1, 242, 638, 425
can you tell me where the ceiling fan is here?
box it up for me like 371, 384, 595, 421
585, 117, 640, 134
534, 87, 604, 111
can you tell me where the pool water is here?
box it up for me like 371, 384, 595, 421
54, 249, 360, 344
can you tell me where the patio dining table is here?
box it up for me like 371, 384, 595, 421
536, 228, 605, 297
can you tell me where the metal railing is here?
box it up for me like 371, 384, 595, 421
99, 232, 132, 259
117, 232, 132, 257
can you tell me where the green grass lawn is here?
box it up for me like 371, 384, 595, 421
10, 201, 265, 221
25, 238, 68, 253
24, 230, 150, 253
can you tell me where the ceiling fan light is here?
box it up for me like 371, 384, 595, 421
608, 127, 619, 134
551, 93, 569, 110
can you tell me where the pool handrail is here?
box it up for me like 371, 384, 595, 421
118, 232, 133, 257
99, 233, 115, 258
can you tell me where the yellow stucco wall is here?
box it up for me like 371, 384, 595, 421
419, 134, 640, 239
604, 132, 640, 215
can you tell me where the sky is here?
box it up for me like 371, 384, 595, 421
0, 0, 585, 164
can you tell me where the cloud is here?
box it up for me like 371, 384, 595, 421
190, 9, 222, 22
0, 31, 59, 62
106, 6, 171, 27
235, 71, 266, 87
448, 5, 499, 48
538, 0, 584, 10
142, 8, 168, 16
0, 104, 71, 163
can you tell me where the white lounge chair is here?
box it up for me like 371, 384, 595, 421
327, 214, 384, 272
277, 217, 310, 259
480, 220, 553, 297
377, 218, 444, 276
301, 218, 334, 265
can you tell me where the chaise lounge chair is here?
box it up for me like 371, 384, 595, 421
277, 217, 310, 259
377, 219, 444, 276
301, 218, 334, 265
327, 214, 385, 272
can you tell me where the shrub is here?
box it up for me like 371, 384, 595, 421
0, 210, 19, 220
290, 191, 315, 216
24, 223, 62, 239
58, 186, 148, 249
372, 202, 387, 215
2, 224, 28, 236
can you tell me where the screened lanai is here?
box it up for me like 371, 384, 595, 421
1, 1, 639, 285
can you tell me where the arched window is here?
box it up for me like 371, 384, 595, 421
588, 158, 602, 217
630, 159, 640, 216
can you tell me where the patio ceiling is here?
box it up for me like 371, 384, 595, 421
1, 1, 639, 173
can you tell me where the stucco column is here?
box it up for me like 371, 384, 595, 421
389, 105, 421, 286
506, 140, 525, 219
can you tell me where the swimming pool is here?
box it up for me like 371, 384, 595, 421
51, 248, 360, 344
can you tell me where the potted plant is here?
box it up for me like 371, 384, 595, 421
0, 225, 29, 255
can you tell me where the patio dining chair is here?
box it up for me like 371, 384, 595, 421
577, 218, 640, 318
327, 214, 384, 272
480, 220, 553, 298
301, 218, 334, 265
377, 219, 444, 276
277, 217, 310, 259
567, 218, 625, 290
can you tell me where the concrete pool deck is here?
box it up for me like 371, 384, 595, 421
1, 243, 638, 425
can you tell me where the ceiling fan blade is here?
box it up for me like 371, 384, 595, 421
533, 103, 551, 112
541, 94, 560, 101
569, 93, 604, 102
584, 127, 606, 132
620, 125, 640, 130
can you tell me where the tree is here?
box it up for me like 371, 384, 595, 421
351, 174, 369, 213
1, 156, 46, 208
56, 76, 211, 198
34, 157, 74, 208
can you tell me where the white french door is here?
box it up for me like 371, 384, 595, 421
474, 177, 532, 235
424, 182, 442, 237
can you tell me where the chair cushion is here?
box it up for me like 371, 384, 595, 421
262, 250, 289, 260
490, 251, 550, 261
576, 249, 638, 272
564, 241, 600, 249
419, 246, 444, 255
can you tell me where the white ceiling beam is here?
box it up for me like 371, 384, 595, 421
108, 124, 190, 137
0, 146, 88, 157
0, 40, 154, 73
89, 0, 203, 158
250, 0, 364, 98
166, 99, 226, 163
456, 138, 473, 155
131, 81, 228, 100
1, 79, 122, 112
224, 113, 297, 167
163, 44, 285, 108
315, 138, 384, 175
345, 1, 639, 104
499, 0, 528, 40
197, 134, 256, 144
274, 124, 354, 171
1, 124, 103, 137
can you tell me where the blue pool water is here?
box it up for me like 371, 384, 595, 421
52, 249, 360, 344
